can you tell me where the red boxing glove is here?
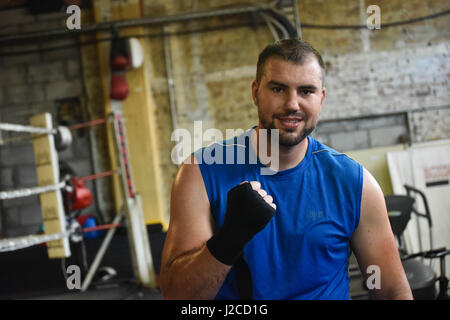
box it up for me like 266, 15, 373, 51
110, 73, 129, 100
111, 55, 129, 71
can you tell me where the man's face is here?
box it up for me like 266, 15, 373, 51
252, 56, 326, 147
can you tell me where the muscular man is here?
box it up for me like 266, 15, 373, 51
160, 39, 413, 300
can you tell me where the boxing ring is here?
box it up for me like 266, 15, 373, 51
0, 112, 157, 295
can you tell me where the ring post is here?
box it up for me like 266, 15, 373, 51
29, 113, 71, 259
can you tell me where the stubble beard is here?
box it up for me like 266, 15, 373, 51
259, 113, 316, 147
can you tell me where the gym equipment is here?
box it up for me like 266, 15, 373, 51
385, 184, 449, 299
402, 247, 450, 300
110, 34, 130, 101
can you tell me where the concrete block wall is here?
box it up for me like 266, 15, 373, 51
313, 113, 409, 151
0, 7, 105, 237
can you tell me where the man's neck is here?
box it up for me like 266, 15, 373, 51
252, 128, 309, 172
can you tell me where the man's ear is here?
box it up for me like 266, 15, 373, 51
251, 80, 259, 106
321, 87, 326, 105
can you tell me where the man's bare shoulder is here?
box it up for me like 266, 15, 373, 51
171, 154, 204, 194
162, 154, 212, 269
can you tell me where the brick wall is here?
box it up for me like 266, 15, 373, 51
320, 42, 449, 142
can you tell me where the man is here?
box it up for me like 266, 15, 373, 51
159, 39, 413, 300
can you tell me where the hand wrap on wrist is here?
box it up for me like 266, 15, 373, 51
206, 182, 275, 265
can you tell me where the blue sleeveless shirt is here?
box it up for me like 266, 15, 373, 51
193, 127, 363, 300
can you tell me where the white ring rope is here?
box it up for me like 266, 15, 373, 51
0, 222, 78, 253
0, 123, 72, 151
0, 123, 57, 135
0, 181, 66, 200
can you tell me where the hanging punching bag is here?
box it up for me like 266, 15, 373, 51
110, 35, 130, 100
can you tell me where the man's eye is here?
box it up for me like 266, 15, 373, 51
272, 87, 284, 93
300, 90, 312, 95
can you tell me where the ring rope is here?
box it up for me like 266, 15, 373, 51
0, 116, 122, 253
0, 169, 118, 200
0, 220, 123, 253
0, 118, 106, 147
0, 118, 106, 135
0, 123, 57, 135
0, 181, 66, 200
0, 222, 78, 253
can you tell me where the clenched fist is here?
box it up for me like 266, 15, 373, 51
206, 181, 276, 265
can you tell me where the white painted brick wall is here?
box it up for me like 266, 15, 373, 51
411, 108, 450, 142
322, 42, 450, 120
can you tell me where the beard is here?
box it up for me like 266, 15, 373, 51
259, 112, 316, 147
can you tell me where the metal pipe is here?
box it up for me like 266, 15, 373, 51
80, 212, 123, 292
163, 26, 179, 135
291, 0, 302, 38
262, 14, 280, 41
260, 12, 289, 39
0, 5, 271, 44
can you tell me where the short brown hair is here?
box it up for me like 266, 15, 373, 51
256, 39, 325, 84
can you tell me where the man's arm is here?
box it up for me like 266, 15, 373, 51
351, 168, 413, 300
159, 155, 231, 300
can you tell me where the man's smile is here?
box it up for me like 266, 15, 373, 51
277, 116, 303, 129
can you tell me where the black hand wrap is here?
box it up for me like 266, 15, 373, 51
206, 182, 275, 265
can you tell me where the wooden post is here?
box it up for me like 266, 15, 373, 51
30, 113, 70, 258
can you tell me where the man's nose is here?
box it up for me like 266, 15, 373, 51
284, 90, 300, 112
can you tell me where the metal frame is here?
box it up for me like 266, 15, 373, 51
110, 111, 155, 288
